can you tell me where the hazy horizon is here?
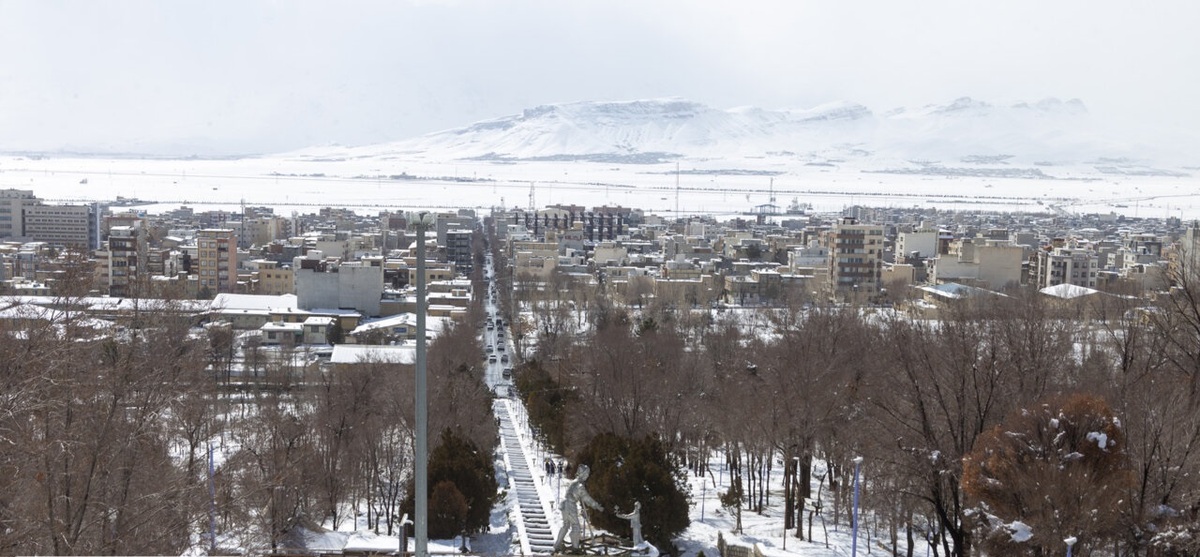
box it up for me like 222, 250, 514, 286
2, 1, 1197, 156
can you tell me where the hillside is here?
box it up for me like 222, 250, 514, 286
286, 96, 1190, 168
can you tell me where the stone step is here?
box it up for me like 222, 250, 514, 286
495, 399, 561, 557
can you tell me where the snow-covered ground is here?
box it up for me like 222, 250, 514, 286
477, 257, 886, 557
498, 395, 893, 557
3, 147, 1198, 221
5, 96, 1197, 221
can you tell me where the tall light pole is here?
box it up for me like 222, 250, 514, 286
408, 211, 436, 557
851, 456, 863, 557
1064, 536, 1077, 557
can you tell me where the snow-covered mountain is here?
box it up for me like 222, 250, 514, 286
290, 97, 1188, 166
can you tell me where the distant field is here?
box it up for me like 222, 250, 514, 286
3, 153, 1196, 220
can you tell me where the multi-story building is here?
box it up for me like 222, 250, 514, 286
22, 203, 100, 250
247, 259, 295, 295
105, 225, 147, 296
895, 223, 940, 260
196, 229, 238, 295
0, 190, 100, 250
1033, 246, 1099, 289
435, 211, 475, 243
1177, 223, 1200, 280
827, 217, 884, 293
0, 189, 38, 239
929, 238, 1024, 289
237, 215, 290, 249
789, 240, 830, 270
294, 255, 383, 316
445, 228, 473, 274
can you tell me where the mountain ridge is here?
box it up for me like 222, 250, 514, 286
289, 97, 1189, 167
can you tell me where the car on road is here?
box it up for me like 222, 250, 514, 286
501, 354, 509, 363
489, 355, 497, 363
502, 367, 512, 379
486, 344, 494, 353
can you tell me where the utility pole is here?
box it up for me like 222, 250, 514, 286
408, 211, 437, 557
675, 162, 681, 219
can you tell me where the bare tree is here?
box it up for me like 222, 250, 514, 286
963, 393, 1132, 557
867, 296, 1058, 557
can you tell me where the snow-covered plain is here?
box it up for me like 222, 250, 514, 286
3, 97, 1197, 221
3, 151, 1198, 222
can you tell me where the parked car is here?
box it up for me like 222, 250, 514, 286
489, 355, 497, 363
501, 354, 509, 363
502, 367, 512, 379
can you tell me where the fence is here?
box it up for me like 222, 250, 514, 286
716, 531, 764, 557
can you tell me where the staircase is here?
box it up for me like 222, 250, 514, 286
496, 398, 557, 554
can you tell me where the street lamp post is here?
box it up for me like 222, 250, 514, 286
408, 211, 436, 557
851, 456, 864, 557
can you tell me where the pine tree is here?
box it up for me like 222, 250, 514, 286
405, 428, 498, 536
576, 433, 690, 551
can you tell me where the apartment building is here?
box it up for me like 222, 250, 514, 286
237, 215, 290, 248
445, 228, 473, 274
929, 238, 1024, 289
105, 225, 147, 296
247, 259, 295, 295
294, 256, 384, 316
1033, 246, 1099, 289
895, 223, 940, 260
197, 229, 238, 295
827, 217, 884, 293
1177, 223, 1200, 280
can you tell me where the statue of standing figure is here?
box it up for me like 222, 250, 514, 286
615, 501, 643, 546
554, 464, 603, 552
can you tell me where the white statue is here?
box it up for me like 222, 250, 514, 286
616, 501, 643, 546
554, 465, 603, 552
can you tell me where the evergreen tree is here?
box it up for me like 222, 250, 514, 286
576, 433, 690, 550
405, 428, 498, 536
429, 481, 470, 540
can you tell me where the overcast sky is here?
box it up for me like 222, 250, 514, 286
1, 1, 1196, 155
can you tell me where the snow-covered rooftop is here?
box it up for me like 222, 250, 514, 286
1039, 283, 1100, 299
329, 344, 415, 365
212, 293, 298, 311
